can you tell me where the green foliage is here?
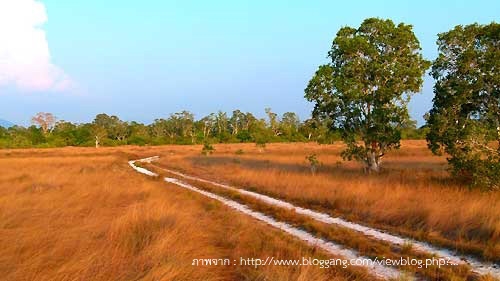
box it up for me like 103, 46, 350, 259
305, 154, 320, 175
426, 22, 500, 190
201, 141, 215, 155
299, 117, 341, 144
236, 130, 252, 142
0, 106, 425, 150
400, 119, 428, 140
253, 132, 268, 152
94, 113, 130, 142
128, 136, 148, 146
305, 18, 430, 172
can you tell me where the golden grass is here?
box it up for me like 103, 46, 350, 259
150, 141, 500, 261
1, 142, 498, 280
0, 147, 367, 281
149, 168, 474, 281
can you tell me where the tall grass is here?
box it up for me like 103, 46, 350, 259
153, 141, 500, 260
0, 148, 358, 281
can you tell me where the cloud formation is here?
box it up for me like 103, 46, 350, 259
0, 0, 73, 92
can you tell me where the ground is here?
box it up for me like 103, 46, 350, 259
0, 141, 498, 281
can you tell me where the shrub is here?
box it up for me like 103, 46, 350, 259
201, 141, 215, 155
305, 154, 320, 175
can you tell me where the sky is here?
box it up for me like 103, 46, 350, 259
0, 0, 498, 126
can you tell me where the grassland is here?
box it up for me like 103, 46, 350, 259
0, 147, 366, 281
151, 141, 500, 261
0, 141, 498, 281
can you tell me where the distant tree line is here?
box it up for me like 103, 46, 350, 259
0, 109, 429, 149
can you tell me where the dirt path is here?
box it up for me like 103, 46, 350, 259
129, 156, 500, 279
129, 157, 404, 280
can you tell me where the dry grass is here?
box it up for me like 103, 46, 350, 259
1, 142, 498, 280
151, 141, 500, 261
151, 170, 474, 281
0, 147, 362, 281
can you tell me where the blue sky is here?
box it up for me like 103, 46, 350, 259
1, 0, 498, 126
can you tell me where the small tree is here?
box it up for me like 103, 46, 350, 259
201, 141, 215, 155
31, 112, 56, 135
306, 154, 320, 175
426, 23, 500, 190
91, 125, 107, 148
256, 140, 266, 152
281, 112, 301, 140
254, 134, 268, 153
305, 18, 430, 172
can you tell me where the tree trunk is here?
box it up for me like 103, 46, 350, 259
95, 136, 100, 148
310, 165, 317, 175
497, 125, 500, 152
364, 141, 384, 173
366, 151, 380, 173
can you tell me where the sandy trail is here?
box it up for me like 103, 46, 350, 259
130, 156, 500, 279
129, 157, 404, 280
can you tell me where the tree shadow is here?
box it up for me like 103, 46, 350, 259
187, 155, 372, 177
185, 155, 460, 188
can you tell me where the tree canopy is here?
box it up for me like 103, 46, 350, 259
426, 22, 500, 190
3, 108, 389, 149
305, 18, 430, 172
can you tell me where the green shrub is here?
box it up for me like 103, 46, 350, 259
201, 141, 215, 155
305, 154, 320, 175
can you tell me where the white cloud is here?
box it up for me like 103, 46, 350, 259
0, 0, 73, 92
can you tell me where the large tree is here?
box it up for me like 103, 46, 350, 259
171, 111, 195, 143
265, 108, 281, 136
305, 18, 429, 172
31, 112, 56, 135
281, 112, 300, 139
93, 114, 129, 142
229, 110, 245, 136
199, 113, 217, 139
426, 23, 500, 190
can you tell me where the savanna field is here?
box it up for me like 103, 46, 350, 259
1, 0, 499, 280
1, 141, 498, 281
